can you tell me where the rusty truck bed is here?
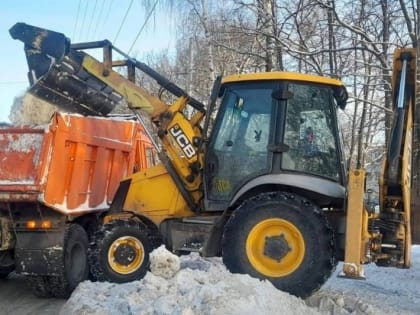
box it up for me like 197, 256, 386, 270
0, 112, 153, 215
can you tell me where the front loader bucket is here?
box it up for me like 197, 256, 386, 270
9, 23, 121, 116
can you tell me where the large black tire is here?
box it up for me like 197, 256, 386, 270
0, 251, 14, 279
89, 220, 154, 283
0, 265, 14, 279
49, 223, 90, 298
222, 192, 336, 298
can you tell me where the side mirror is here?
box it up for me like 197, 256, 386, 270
334, 86, 348, 110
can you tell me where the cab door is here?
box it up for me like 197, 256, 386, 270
204, 82, 277, 208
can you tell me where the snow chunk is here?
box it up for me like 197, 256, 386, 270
307, 290, 383, 315
149, 245, 181, 279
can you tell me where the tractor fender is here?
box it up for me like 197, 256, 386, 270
229, 173, 346, 207
202, 174, 345, 257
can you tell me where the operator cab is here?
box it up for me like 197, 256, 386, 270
204, 72, 348, 210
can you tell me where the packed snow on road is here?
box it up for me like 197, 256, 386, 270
61, 246, 420, 315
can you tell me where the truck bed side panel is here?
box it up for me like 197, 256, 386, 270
0, 128, 46, 201
1, 113, 145, 214
42, 113, 137, 213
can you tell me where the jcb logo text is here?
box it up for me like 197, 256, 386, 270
169, 124, 196, 159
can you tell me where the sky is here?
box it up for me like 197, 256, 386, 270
0, 0, 174, 123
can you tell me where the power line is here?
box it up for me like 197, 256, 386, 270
72, 0, 82, 39
87, 0, 98, 39
100, 0, 114, 39
92, 0, 106, 39
78, 0, 90, 41
113, 0, 134, 44
128, 0, 159, 54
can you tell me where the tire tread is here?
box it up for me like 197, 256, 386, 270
88, 219, 154, 283
222, 191, 336, 298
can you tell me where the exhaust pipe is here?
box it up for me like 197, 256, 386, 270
10, 23, 121, 116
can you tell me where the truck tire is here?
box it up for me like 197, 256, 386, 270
222, 192, 336, 298
0, 251, 14, 279
0, 265, 14, 279
49, 223, 89, 298
89, 220, 153, 283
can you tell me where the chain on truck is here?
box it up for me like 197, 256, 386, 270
0, 22, 417, 298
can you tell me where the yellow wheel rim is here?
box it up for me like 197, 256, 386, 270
108, 236, 144, 274
246, 218, 305, 277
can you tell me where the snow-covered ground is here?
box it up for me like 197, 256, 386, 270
61, 246, 420, 315
308, 246, 420, 315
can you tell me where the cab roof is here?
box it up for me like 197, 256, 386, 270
222, 71, 345, 88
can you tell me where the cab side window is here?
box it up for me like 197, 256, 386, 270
282, 84, 340, 180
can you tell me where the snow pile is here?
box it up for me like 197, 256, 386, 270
61, 246, 420, 315
61, 246, 319, 315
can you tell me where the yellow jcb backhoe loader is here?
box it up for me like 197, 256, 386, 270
6, 22, 417, 298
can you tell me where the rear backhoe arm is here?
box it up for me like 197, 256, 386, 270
342, 48, 416, 278
10, 22, 208, 211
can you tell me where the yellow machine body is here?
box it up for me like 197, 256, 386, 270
9, 22, 417, 298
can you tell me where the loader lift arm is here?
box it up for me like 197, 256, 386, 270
9, 22, 206, 117
342, 49, 417, 278
9, 22, 209, 212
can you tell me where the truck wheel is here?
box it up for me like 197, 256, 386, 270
222, 192, 336, 298
49, 223, 89, 298
89, 220, 153, 283
0, 265, 14, 279
0, 251, 14, 279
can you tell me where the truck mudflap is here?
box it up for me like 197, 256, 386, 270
14, 229, 65, 276
15, 247, 63, 276
9, 22, 121, 116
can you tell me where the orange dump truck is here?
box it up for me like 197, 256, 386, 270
0, 112, 155, 296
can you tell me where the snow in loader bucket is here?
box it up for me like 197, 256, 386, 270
9, 22, 122, 116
